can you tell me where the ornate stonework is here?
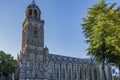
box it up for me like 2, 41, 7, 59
17, 1, 111, 80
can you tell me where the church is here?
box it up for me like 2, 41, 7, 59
17, 1, 111, 80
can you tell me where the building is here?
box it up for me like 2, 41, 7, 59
17, 1, 111, 80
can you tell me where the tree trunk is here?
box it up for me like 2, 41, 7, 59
102, 60, 107, 80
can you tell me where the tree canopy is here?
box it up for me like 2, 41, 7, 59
82, 0, 120, 79
0, 51, 16, 78
82, 0, 120, 65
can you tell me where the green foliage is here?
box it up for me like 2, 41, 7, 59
82, 1, 120, 79
82, 0, 120, 65
0, 51, 16, 77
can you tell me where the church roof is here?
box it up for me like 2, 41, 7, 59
48, 54, 97, 65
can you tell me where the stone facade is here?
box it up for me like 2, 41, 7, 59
17, 1, 112, 80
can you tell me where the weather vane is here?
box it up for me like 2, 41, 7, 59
32, 0, 36, 4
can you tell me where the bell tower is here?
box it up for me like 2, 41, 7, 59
22, 0, 44, 52
18, 0, 49, 80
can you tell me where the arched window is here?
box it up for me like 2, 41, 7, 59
55, 64, 59, 79
56, 68, 59, 78
34, 27, 38, 38
85, 68, 87, 79
68, 68, 71, 79
29, 9, 32, 16
80, 66, 82, 79
63, 68, 65, 78
73, 66, 77, 79
89, 68, 92, 80
74, 68, 77, 79
94, 69, 97, 80
34, 10, 37, 17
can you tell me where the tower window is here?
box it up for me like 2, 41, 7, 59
34, 10, 37, 17
34, 27, 38, 38
29, 9, 32, 16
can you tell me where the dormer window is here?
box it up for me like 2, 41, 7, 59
29, 9, 32, 16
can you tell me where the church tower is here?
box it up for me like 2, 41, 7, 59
22, 0, 44, 52
18, 0, 49, 80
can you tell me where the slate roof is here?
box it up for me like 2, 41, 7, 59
48, 54, 96, 65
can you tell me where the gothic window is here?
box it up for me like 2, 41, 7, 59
89, 68, 92, 80
34, 29, 38, 36
34, 27, 38, 38
49, 63, 54, 79
73, 66, 76, 79
68, 67, 71, 79
94, 69, 97, 80
74, 67, 77, 79
63, 68, 65, 78
34, 10, 37, 17
56, 68, 59, 79
85, 67, 87, 79
29, 9, 32, 16
80, 66, 82, 79
34, 29, 37, 38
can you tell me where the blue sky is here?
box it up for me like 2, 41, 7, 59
0, 0, 120, 59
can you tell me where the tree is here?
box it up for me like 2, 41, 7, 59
0, 51, 16, 78
82, 0, 120, 80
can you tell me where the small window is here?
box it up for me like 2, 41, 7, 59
34, 27, 38, 38
34, 10, 37, 17
34, 30, 37, 35
29, 9, 32, 16
34, 30, 38, 38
